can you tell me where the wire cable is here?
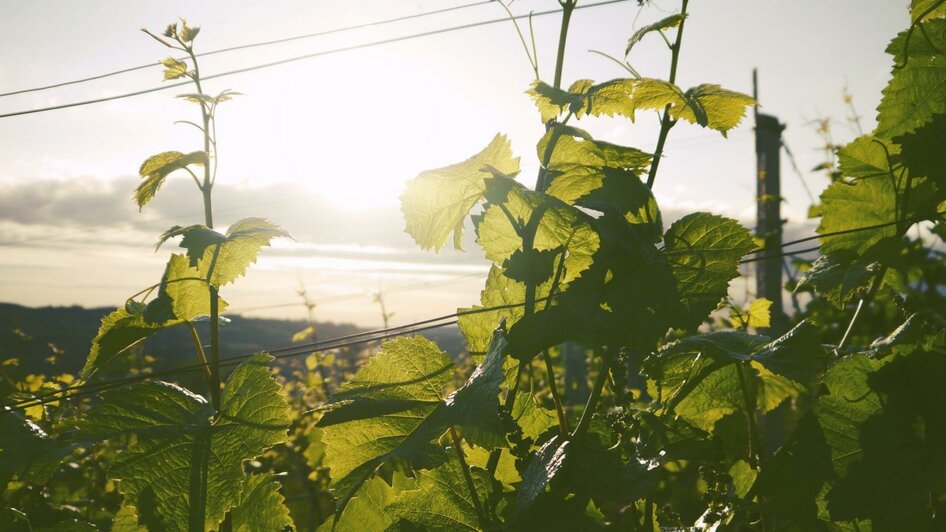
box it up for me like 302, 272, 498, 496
0, 0, 632, 120
0, 1, 495, 98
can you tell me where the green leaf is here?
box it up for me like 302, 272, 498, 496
475, 185, 600, 288
458, 266, 530, 355
660, 321, 825, 384
231, 473, 294, 532
577, 168, 663, 242
518, 435, 570, 511
159, 218, 289, 287
837, 135, 899, 181
876, 18, 946, 137
818, 175, 899, 256
622, 80, 755, 136
324, 476, 399, 532
401, 134, 520, 251
527, 79, 638, 121
512, 392, 557, 441
913, 0, 946, 21
527, 81, 585, 122
728, 460, 758, 499
445, 324, 509, 449
897, 112, 946, 194
179, 23, 200, 43
868, 313, 927, 356
0, 406, 77, 485
135, 151, 207, 209
682, 84, 756, 136
653, 323, 823, 430
111, 505, 147, 532
80, 354, 290, 532
625, 13, 686, 55
388, 460, 492, 531
82, 254, 224, 378
319, 329, 508, 521
662, 213, 755, 330
160, 57, 188, 80
731, 298, 772, 329
825, 350, 946, 529
795, 252, 882, 308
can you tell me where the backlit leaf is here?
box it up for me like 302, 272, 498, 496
795, 252, 881, 308
625, 13, 687, 55
135, 151, 207, 209
401, 134, 520, 251
80, 354, 290, 532
318, 329, 508, 522
82, 254, 224, 378
732, 298, 772, 329
159, 218, 289, 287
160, 57, 188, 80
876, 18, 946, 137
231, 473, 294, 532
663, 213, 755, 330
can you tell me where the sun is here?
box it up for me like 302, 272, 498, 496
273, 56, 439, 213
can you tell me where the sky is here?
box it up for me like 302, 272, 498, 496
0, 0, 910, 328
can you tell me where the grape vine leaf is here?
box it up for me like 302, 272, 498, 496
0, 406, 77, 486
318, 330, 508, 522
527, 79, 637, 121
475, 183, 600, 288
625, 13, 686, 55
135, 150, 207, 209
825, 351, 946, 529
112, 505, 147, 532
897, 112, 946, 194
876, 18, 946, 137
388, 460, 492, 530
543, 134, 652, 207
82, 254, 226, 378
663, 213, 756, 330
624, 80, 755, 136
401, 134, 520, 251
230, 473, 294, 532
458, 266, 532, 355
160, 57, 188, 80
158, 217, 289, 287
818, 175, 899, 256
731, 298, 772, 329
912, 0, 946, 21
518, 435, 570, 511
324, 476, 400, 532
80, 354, 290, 531
795, 252, 881, 308
654, 322, 823, 431
836, 135, 899, 181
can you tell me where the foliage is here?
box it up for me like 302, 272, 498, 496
3, 2, 946, 531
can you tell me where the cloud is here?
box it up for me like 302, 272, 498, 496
0, 176, 488, 270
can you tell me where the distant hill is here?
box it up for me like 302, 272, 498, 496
0, 302, 466, 380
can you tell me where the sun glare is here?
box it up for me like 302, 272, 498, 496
274, 57, 439, 213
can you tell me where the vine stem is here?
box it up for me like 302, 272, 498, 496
487, 0, 576, 481
735, 361, 763, 468
542, 349, 569, 435
450, 427, 488, 530
186, 36, 230, 532
736, 361, 769, 529
572, 346, 615, 440
836, 266, 887, 354
645, 0, 689, 189
185, 322, 213, 385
